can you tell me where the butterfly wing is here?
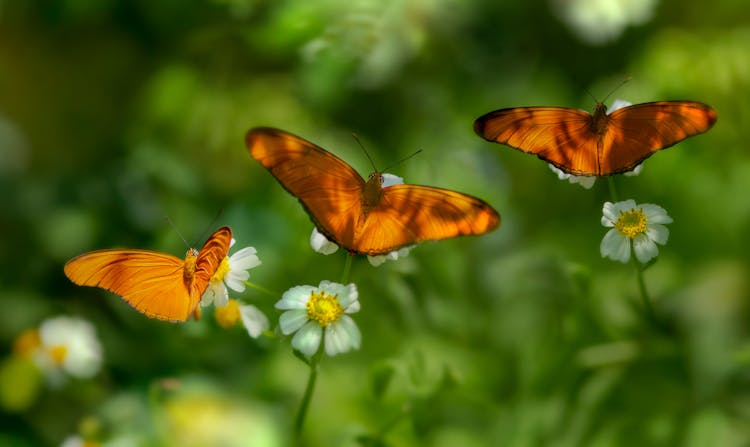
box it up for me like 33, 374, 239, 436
474, 107, 600, 175
602, 101, 717, 174
352, 184, 500, 255
64, 249, 193, 321
247, 127, 500, 255
192, 226, 232, 298
64, 227, 232, 322
246, 127, 366, 248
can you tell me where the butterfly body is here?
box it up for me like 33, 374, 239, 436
474, 100, 717, 176
64, 227, 232, 322
246, 127, 500, 256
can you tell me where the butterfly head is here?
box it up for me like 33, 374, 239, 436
363, 172, 384, 209
183, 248, 199, 281
590, 102, 611, 134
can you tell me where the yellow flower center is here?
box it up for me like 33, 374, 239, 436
48, 345, 68, 366
306, 291, 344, 327
13, 328, 41, 357
211, 257, 231, 283
614, 208, 647, 239
214, 299, 241, 328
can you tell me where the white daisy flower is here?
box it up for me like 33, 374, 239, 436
275, 281, 361, 357
600, 199, 673, 263
310, 173, 412, 266
214, 299, 269, 339
27, 316, 103, 383
202, 239, 261, 308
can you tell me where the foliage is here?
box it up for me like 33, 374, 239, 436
1, 0, 748, 445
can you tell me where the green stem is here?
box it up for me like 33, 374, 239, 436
242, 280, 277, 298
295, 351, 322, 438
340, 254, 353, 284
606, 176, 619, 202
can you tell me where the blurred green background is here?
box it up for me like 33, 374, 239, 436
1, 0, 749, 445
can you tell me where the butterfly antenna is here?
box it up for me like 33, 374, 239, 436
196, 208, 225, 245
601, 76, 632, 105
583, 86, 599, 104
352, 133, 378, 172
164, 216, 190, 248
382, 149, 423, 173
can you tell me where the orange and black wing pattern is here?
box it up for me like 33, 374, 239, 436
246, 127, 366, 246
64, 227, 232, 322
354, 183, 500, 255
474, 100, 717, 176
246, 127, 499, 255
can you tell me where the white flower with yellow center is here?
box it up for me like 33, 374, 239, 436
202, 239, 261, 308
600, 200, 672, 263
276, 281, 361, 357
310, 173, 413, 266
22, 316, 102, 383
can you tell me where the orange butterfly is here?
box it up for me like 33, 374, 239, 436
245, 127, 500, 255
64, 227, 232, 322
474, 100, 717, 176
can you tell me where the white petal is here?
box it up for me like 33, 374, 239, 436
337, 315, 361, 349
291, 322, 322, 357
224, 270, 249, 293
324, 316, 361, 356
201, 281, 228, 307
646, 224, 669, 245
614, 199, 636, 210
381, 173, 404, 187
633, 234, 659, 263
601, 201, 618, 225
322, 282, 357, 308
239, 305, 269, 338
278, 309, 309, 335
623, 163, 643, 176
641, 204, 673, 224
318, 281, 354, 301
310, 228, 339, 255
367, 245, 412, 266
323, 326, 345, 356
276, 285, 315, 310
367, 255, 387, 266
600, 229, 631, 263
229, 247, 261, 270
609, 98, 632, 112
549, 163, 571, 180
344, 299, 361, 314
569, 175, 596, 189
